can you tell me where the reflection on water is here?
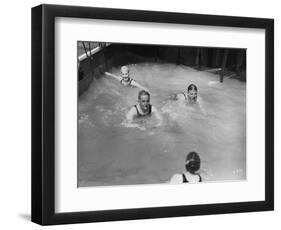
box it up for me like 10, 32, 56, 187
78, 63, 246, 187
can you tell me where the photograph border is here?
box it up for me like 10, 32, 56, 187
31, 4, 274, 225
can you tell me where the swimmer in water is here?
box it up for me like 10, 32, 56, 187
105, 66, 149, 92
170, 84, 205, 114
170, 84, 198, 104
170, 151, 202, 184
126, 90, 163, 127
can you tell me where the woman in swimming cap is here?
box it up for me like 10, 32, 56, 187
105, 65, 149, 91
170, 151, 202, 184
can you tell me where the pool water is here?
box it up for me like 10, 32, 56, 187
78, 63, 246, 187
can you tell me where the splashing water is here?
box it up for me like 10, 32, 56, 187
78, 63, 246, 187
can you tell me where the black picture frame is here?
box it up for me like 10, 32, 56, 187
31, 4, 274, 225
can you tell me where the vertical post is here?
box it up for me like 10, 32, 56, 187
87, 42, 95, 77
214, 49, 220, 67
200, 48, 208, 67
195, 48, 200, 69
236, 50, 243, 76
154, 46, 158, 62
82, 41, 89, 58
220, 49, 229, 83
177, 47, 181, 65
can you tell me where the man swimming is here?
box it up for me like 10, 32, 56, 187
126, 90, 163, 127
105, 66, 149, 92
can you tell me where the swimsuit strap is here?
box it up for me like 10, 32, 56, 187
134, 104, 152, 117
182, 173, 189, 183
148, 104, 152, 115
120, 78, 132, 86
134, 105, 141, 117
182, 173, 202, 183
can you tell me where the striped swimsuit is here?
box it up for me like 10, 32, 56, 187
120, 78, 133, 86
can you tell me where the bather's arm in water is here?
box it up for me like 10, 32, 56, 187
130, 80, 150, 92
105, 72, 149, 92
126, 107, 137, 124
169, 93, 186, 101
105, 72, 122, 81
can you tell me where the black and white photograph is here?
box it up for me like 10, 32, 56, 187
30, 2, 274, 226
0, 0, 277, 228
77, 41, 246, 187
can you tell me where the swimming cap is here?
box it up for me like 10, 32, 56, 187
121, 66, 129, 73
185, 151, 201, 173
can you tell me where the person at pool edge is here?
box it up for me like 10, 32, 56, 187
105, 65, 149, 91
126, 90, 163, 127
170, 151, 202, 184
171, 84, 198, 104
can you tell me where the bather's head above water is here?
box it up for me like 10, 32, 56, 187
185, 151, 201, 174
187, 84, 198, 104
121, 65, 130, 80
170, 83, 198, 104
125, 90, 163, 126
169, 151, 202, 184
138, 90, 151, 112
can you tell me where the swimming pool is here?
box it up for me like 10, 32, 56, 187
78, 63, 246, 187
